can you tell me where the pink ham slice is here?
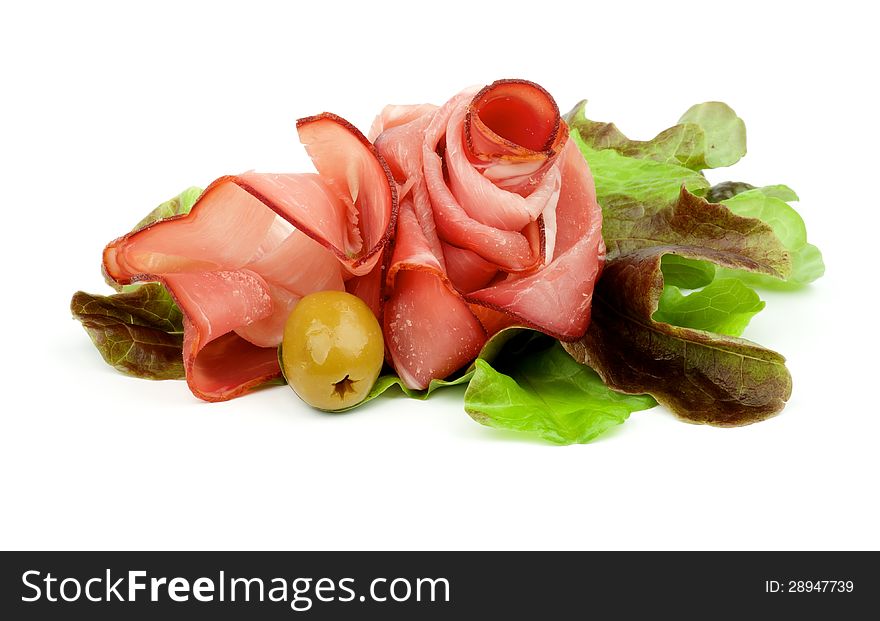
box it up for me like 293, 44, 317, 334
372, 103, 490, 389
384, 201, 486, 390
103, 114, 396, 401
235, 228, 346, 347
164, 270, 279, 401
464, 140, 604, 339
372, 79, 603, 388
420, 91, 543, 272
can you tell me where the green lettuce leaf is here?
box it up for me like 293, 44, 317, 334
564, 245, 792, 426
464, 336, 656, 445
716, 185, 825, 288
332, 326, 534, 411
656, 252, 766, 338
654, 278, 764, 337
677, 102, 747, 169
571, 131, 709, 211
133, 186, 203, 232
566, 100, 746, 170
660, 254, 716, 289
355, 371, 473, 406
71, 284, 185, 380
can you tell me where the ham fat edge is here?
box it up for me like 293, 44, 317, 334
102, 80, 604, 400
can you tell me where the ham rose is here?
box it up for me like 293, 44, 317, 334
370, 79, 604, 389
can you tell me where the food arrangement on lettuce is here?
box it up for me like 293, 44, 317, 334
70, 79, 823, 444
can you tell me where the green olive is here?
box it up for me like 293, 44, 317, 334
281, 291, 384, 411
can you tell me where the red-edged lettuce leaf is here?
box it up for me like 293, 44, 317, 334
563, 243, 793, 426
601, 187, 793, 275
71, 284, 185, 380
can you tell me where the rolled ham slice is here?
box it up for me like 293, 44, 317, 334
103, 114, 397, 401
372, 79, 604, 389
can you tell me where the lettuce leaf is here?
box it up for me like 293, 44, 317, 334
133, 186, 203, 232
657, 247, 765, 339
654, 278, 764, 338
598, 186, 792, 279
343, 328, 658, 446
71, 284, 185, 380
563, 117, 795, 427
706, 181, 756, 203
571, 131, 709, 211
660, 254, 716, 289
333, 326, 535, 411
566, 100, 746, 171
356, 372, 472, 405
564, 246, 792, 426
716, 185, 825, 288
569, 102, 822, 289
464, 336, 656, 445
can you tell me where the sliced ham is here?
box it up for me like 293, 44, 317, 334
165, 270, 280, 401
464, 140, 604, 338
384, 201, 486, 390
374, 109, 446, 268
235, 229, 345, 347
372, 79, 604, 388
99, 79, 602, 399
368, 103, 439, 142
447, 102, 563, 232
442, 242, 498, 294
420, 90, 543, 272
103, 114, 397, 401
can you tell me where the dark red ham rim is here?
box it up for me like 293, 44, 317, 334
464, 79, 564, 160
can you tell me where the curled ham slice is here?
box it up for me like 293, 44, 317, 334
103, 114, 397, 401
372, 79, 604, 389
383, 200, 486, 390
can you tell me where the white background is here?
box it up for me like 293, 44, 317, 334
2, 1, 877, 550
